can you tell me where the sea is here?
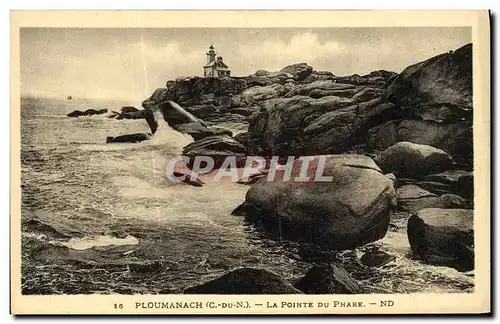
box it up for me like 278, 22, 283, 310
20, 96, 474, 295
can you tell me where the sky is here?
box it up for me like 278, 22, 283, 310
20, 27, 471, 101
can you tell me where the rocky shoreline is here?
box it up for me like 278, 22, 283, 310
69, 43, 474, 294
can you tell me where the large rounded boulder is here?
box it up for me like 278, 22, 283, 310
183, 268, 302, 294
294, 264, 361, 294
244, 154, 397, 250
407, 208, 474, 271
280, 63, 313, 81
374, 141, 453, 179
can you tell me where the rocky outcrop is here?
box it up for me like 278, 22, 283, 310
103, 106, 149, 120
183, 268, 302, 294
121, 106, 139, 114
334, 70, 397, 87
118, 110, 147, 120
243, 154, 396, 250
154, 101, 206, 127
67, 108, 108, 117
142, 100, 207, 135
280, 63, 313, 81
284, 81, 369, 99
184, 45, 471, 166
247, 95, 372, 156
407, 208, 474, 271
182, 135, 247, 169
141, 62, 394, 127
386, 44, 472, 123
143, 77, 250, 112
366, 119, 472, 166
294, 264, 361, 294
244, 79, 397, 156
382, 43, 473, 166
373, 142, 453, 179
184, 104, 218, 119
139, 44, 472, 168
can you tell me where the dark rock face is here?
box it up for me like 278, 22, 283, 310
243, 79, 399, 156
374, 142, 453, 179
455, 172, 474, 200
360, 250, 396, 267
294, 264, 361, 294
142, 100, 209, 137
184, 104, 218, 119
106, 133, 151, 143
67, 108, 108, 117
407, 208, 474, 271
386, 43, 472, 123
280, 63, 313, 81
383, 43, 473, 166
396, 185, 468, 213
121, 106, 140, 114
244, 155, 396, 250
423, 170, 474, 200
247, 95, 364, 155
143, 77, 250, 111
119, 110, 147, 120
172, 122, 232, 141
335, 71, 396, 86
67, 110, 82, 117
229, 106, 260, 117
104, 106, 149, 120
183, 268, 302, 294
156, 100, 206, 126
367, 120, 472, 165
182, 135, 248, 169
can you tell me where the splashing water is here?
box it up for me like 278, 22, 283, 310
148, 111, 193, 150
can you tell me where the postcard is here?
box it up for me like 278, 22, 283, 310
10, 10, 490, 315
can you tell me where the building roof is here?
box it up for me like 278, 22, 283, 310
203, 61, 230, 69
217, 61, 229, 69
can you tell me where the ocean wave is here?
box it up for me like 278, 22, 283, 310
22, 218, 71, 239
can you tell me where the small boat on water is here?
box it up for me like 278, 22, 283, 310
67, 95, 72, 100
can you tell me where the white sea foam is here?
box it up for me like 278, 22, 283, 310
57, 235, 139, 250
148, 111, 193, 149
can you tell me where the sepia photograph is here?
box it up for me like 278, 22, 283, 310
10, 10, 490, 315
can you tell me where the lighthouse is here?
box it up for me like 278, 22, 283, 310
203, 44, 231, 77
206, 44, 216, 64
